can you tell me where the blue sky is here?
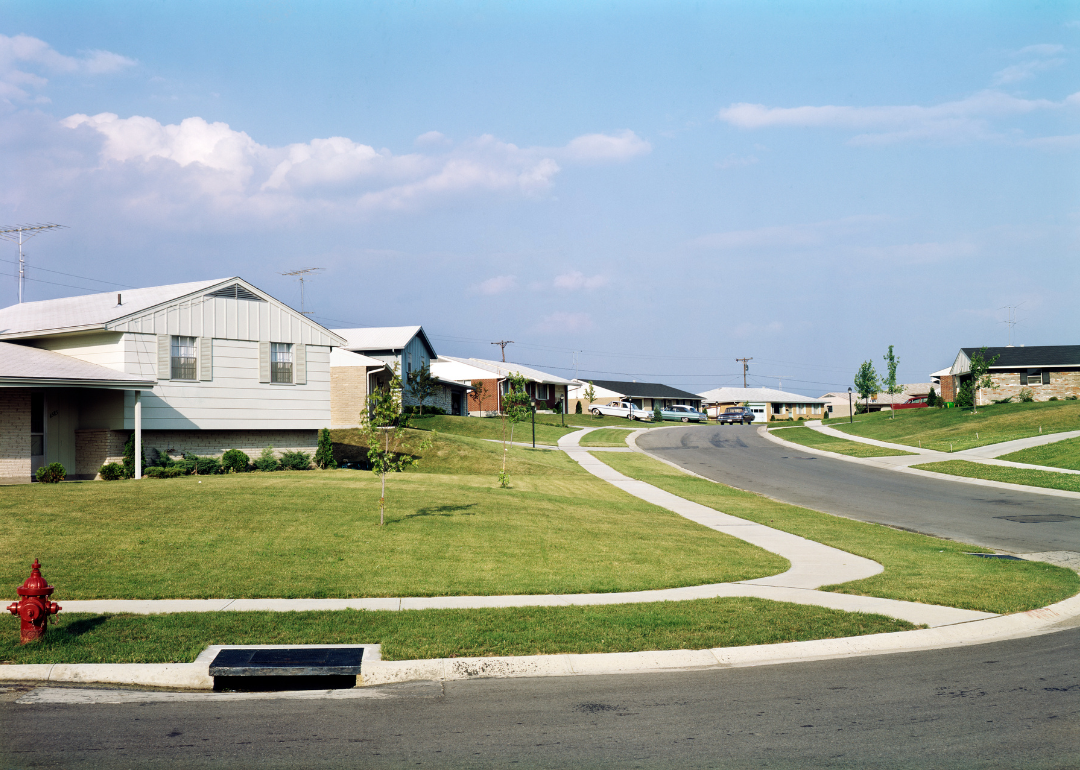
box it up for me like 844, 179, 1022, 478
1, 1, 1077, 394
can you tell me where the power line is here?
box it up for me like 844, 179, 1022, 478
0, 256, 134, 289
0, 223, 67, 302
491, 340, 514, 362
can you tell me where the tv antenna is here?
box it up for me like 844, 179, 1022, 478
280, 267, 324, 316
1000, 303, 1024, 346
0, 223, 68, 303
773, 374, 791, 392
735, 357, 753, 388
491, 340, 514, 362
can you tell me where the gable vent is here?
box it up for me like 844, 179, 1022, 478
205, 283, 265, 302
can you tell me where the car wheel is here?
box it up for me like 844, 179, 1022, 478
590, 409, 601, 416
681, 417, 689, 422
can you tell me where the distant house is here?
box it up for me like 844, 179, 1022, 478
433, 357, 574, 415
821, 384, 933, 418
569, 380, 703, 414
939, 345, 1080, 405
698, 387, 827, 423
330, 326, 470, 420
0, 278, 345, 482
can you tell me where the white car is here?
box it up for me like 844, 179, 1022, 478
590, 401, 653, 420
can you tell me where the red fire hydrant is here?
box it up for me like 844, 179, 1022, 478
7, 560, 61, 644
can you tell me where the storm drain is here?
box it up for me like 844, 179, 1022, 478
994, 514, 1080, 524
966, 553, 1023, 560
209, 647, 363, 692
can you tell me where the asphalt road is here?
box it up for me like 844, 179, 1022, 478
636, 425, 1080, 554
3, 626, 1078, 769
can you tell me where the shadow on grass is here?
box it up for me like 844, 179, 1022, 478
399, 503, 478, 521
61, 615, 112, 637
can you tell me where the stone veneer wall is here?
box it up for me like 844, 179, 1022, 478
0, 391, 31, 483
982, 370, 1080, 404
403, 384, 456, 414
331, 366, 368, 428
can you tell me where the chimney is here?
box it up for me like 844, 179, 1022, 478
117, 293, 122, 306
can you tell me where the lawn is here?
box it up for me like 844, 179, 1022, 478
769, 426, 915, 458
592, 452, 1078, 614
578, 428, 633, 447
912, 460, 1080, 493
0, 431, 788, 600
999, 436, 1080, 470
407, 414, 574, 446
0, 601, 917, 665
824, 401, 1080, 452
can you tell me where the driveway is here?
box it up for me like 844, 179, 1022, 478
635, 425, 1080, 554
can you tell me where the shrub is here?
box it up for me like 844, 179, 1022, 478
403, 405, 446, 416
314, 428, 336, 469
279, 450, 312, 471
1067, 395, 1078, 401
1049, 396, 1059, 401
1018, 388, 1034, 403
99, 462, 124, 481
121, 432, 146, 480
575, 401, 583, 414
926, 387, 937, 407
145, 466, 185, 479
253, 446, 280, 472
654, 405, 663, 422
221, 449, 251, 474
992, 396, 1013, 405
35, 463, 66, 483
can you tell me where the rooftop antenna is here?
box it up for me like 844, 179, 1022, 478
736, 357, 753, 388
280, 267, 324, 316
774, 374, 790, 392
1000, 303, 1024, 346
492, 340, 514, 362
0, 223, 67, 303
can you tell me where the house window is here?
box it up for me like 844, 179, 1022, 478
271, 342, 293, 383
536, 383, 548, 401
171, 336, 197, 380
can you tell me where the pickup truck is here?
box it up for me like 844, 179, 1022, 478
717, 406, 755, 425
590, 401, 653, 421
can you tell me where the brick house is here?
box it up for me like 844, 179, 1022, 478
431, 357, 574, 416
939, 345, 1080, 405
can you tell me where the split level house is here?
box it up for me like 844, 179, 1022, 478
938, 345, 1080, 405
0, 278, 345, 482
568, 379, 703, 414
697, 386, 828, 423
432, 357, 574, 415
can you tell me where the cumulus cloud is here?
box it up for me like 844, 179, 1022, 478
415, 130, 451, 147
993, 58, 1065, 85
560, 129, 651, 162
475, 275, 518, 295
553, 270, 608, 290
0, 34, 135, 102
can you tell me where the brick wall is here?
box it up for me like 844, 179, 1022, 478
982, 370, 1080, 403
468, 378, 501, 415
940, 375, 957, 402
0, 391, 31, 483
331, 366, 367, 428
74, 429, 128, 479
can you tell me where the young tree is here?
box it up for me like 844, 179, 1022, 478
853, 360, 880, 416
499, 372, 532, 487
356, 364, 433, 525
882, 345, 903, 418
470, 379, 488, 415
314, 427, 336, 469
582, 381, 598, 417
407, 363, 439, 418
927, 386, 938, 408
958, 347, 1000, 414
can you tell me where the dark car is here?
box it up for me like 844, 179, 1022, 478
718, 406, 754, 425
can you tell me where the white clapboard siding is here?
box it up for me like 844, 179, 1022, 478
295, 344, 307, 385
199, 336, 213, 380
157, 335, 170, 380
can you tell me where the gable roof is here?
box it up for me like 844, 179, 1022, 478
440, 356, 575, 385
582, 379, 702, 401
958, 345, 1080, 370
699, 386, 826, 404
0, 341, 155, 389
332, 326, 436, 358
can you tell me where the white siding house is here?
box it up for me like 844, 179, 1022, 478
0, 278, 346, 481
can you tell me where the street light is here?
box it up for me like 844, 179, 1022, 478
848, 387, 853, 424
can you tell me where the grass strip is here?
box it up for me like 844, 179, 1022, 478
591, 452, 1079, 614
0, 601, 918, 665
407, 414, 572, 446
824, 401, 1080, 452
912, 460, 1080, 493
998, 436, 1080, 471
579, 428, 633, 447
770, 426, 914, 458
0, 432, 787, 599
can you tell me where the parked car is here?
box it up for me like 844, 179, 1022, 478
893, 395, 929, 410
658, 405, 707, 422
717, 406, 755, 425
591, 401, 653, 420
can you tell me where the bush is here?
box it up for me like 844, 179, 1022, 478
926, 387, 937, 407
992, 396, 1013, 404
220, 449, 251, 473
279, 450, 312, 471
653, 405, 663, 422
575, 401, 583, 414
1049, 396, 1059, 401
1018, 388, 1034, 403
99, 462, 124, 481
121, 432, 146, 480
403, 405, 446, 416
35, 463, 66, 483
183, 454, 221, 475
314, 428, 336, 469
145, 466, 185, 479
1067, 395, 1078, 401
253, 446, 280, 472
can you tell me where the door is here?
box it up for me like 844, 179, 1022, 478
452, 392, 462, 416
30, 392, 45, 476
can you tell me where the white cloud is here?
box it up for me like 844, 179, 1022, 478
993, 58, 1065, 85
553, 270, 608, 290
1013, 44, 1065, 57
0, 34, 135, 102
475, 275, 518, 295
539, 311, 593, 333
415, 130, 451, 147
560, 129, 651, 162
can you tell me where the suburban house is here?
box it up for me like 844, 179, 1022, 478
569, 380, 703, 414
938, 345, 1080, 405
821, 383, 932, 418
0, 278, 345, 482
433, 357, 574, 415
331, 326, 471, 420
698, 386, 828, 423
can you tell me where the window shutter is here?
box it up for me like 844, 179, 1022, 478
157, 335, 171, 381
259, 341, 271, 383
1042, 371, 1051, 385
199, 337, 213, 381
294, 343, 307, 385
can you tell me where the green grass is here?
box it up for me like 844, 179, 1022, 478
579, 428, 633, 447
769, 426, 915, 458
591, 452, 1079, 614
0, 431, 787, 600
827, 401, 1080, 452
0, 602, 918, 665
407, 414, 574, 445
568, 414, 665, 428
912, 460, 1080, 493
999, 436, 1080, 470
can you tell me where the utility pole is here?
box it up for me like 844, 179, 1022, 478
0, 223, 67, 303
492, 340, 514, 362
736, 357, 753, 388
1001, 304, 1024, 346
280, 267, 324, 316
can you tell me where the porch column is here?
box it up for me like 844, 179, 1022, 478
134, 391, 142, 480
